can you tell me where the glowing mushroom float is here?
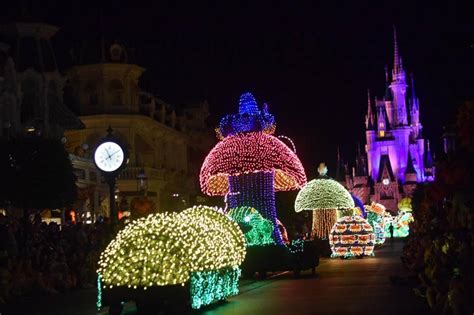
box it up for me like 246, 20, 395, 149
295, 163, 355, 239
200, 92, 307, 244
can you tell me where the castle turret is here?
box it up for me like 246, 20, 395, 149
409, 73, 422, 140
424, 140, 435, 181
335, 147, 346, 184
365, 89, 375, 130
376, 100, 389, 138
384, 65, 391, 101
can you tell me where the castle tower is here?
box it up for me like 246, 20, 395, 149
424, 140, 435, 181
409, 73, 422, 140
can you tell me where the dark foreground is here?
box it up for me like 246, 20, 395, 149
0, 239, 428, 315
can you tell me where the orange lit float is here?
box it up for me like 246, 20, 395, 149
329, 215, 375, 258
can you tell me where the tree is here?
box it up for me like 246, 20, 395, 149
402, 101, 474, 314
0, 136, 77, 212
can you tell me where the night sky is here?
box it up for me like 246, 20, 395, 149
2, 1, 473, 178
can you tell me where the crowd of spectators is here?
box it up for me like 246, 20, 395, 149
0, 213, 109, 304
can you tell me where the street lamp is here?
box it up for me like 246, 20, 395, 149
136, 168, 148, 195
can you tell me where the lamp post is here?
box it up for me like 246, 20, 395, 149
136, 168, 148, 195
93, 127, 128, 232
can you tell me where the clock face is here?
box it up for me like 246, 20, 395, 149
94, 141, 125, 172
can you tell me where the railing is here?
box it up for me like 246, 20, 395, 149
118, 167, 166, 181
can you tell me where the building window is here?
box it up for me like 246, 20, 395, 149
84, 81, 98, 106
379, 122, 385, 137
89, 172, 98, 182
89, 94, 98, 106
73, 168, 86, 180
109, 80, 124, 106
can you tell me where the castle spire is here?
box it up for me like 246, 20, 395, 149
391, 26, 406, 81
335, 147, 345, 182
393, 26, 402, 75
425, 140, 433, 167
384, 65, 391, 100
424, 140, 435, 181
389, 26, 408, 125
365, 89, 374, 129
410, 73, 418, 106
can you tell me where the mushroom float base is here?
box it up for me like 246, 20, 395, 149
311, 209, 338, 240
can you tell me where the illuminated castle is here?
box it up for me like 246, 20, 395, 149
340, 28, 434, 212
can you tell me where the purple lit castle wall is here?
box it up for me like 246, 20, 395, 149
341, 28, 434, 211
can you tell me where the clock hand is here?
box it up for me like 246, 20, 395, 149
104, 148, 112, 160
109, 150, 121, 157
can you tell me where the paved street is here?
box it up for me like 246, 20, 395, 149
0, 239, 428, 315
201, 239, 428, 315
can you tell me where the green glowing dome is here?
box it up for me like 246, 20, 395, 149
295, 178, 355, 212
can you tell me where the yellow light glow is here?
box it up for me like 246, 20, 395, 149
98, 206, 246, 287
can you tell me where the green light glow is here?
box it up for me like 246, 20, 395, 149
295, 178, 355, 239
295, 178, 355, 212
190, 267, 241, 309
227, 206, 274, 246
96, 273, 102, 310
397, 197, 413, 212
286, 239, 305, 254
367, 212, 386, 244
384, 211, 413, 238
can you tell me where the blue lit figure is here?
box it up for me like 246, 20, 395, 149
217, 92, 275, 138
228, 172, 283, 244
352, 194, 366, 218
238, 92, 260, 115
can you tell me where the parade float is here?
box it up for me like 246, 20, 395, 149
295, 163, 355, 239
200, 92, 307, 244
97, 206, 246, 313
329, 215, 375, 258
227, 206, 274, 246
227, 206, 318, 278
200, 92, 318, 278
351, 194, 366, 218
365, 202, 387, 244
383, 198, 414, 238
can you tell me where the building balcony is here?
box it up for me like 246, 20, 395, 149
118, 167, 166, 181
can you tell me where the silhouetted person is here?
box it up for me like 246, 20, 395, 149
389, 223, 394, 239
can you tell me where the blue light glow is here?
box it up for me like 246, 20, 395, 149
238, 92, 260, 115
217, 92, 275, 138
